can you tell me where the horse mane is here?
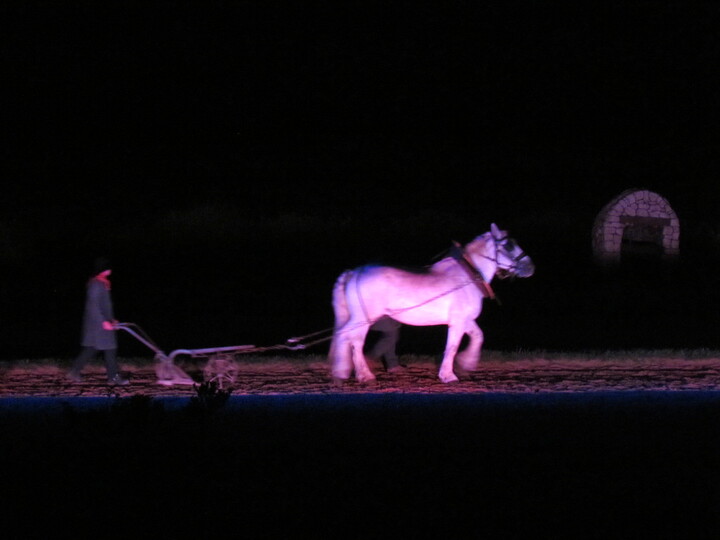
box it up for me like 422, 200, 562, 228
464, 233, 494, 257
359, 263, 434, 275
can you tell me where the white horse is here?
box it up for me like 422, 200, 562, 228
329, 224, 534, 383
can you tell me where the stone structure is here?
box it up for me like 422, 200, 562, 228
592, 189, 680, 264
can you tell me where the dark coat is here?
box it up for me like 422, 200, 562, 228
80, 278, 117, 350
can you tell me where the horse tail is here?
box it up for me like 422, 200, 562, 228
328, 269, 354, 363
332, 269, 354, 330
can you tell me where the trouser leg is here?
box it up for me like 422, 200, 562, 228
102, 348, 119, 379
70, 346, 97, 375
371, 333, 401, 370
383, 352, 401, 370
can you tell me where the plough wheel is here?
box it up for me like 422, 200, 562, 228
203, 354, 239, 389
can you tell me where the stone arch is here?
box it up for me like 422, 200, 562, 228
592, 189, 680, 264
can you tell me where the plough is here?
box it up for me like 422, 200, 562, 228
116, 322, 257, 388
115, 322, 326, 388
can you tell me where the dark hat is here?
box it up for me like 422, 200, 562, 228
92, 257, 112, 275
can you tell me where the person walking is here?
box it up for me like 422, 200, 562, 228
67, 257, 128, 385
368, 316, 405, 372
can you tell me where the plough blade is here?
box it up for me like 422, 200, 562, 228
155, 358, 196, 386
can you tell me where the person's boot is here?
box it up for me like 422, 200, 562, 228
384, 357, 405, 372
107, 374, 129, 386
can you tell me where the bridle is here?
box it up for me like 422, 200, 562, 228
475, 234, 531, 279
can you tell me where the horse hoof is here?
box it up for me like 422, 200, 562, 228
457, 363, 478, 374
332, 377, 347, 388
453, 366, 469, 378
439, 373, 459, 384
456, 356, 479, 372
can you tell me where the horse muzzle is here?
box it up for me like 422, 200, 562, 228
515, 258, 535, 278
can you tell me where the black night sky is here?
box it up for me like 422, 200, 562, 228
3, 1, 720, 358
4, 3, 720, 537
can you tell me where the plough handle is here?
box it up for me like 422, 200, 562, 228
114, 322, 166, 357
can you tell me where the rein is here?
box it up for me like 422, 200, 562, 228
277, 239, 511, 350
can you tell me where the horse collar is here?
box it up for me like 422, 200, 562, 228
450, 241, 497, 301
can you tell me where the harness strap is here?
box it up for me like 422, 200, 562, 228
450, 241, 498, 301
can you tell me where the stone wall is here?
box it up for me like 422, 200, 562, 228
592, 189, 680, 264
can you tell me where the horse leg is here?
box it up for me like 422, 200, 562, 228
331, 321, 376, 383
330, 327, 354, 380
456, 320, 483, 372
438, 324, 465, 383
349, 323, 376, 384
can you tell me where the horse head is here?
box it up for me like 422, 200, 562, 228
490, 223, 535, 279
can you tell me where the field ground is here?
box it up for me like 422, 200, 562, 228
2, 352, 719, 538
2, 351, 720, 397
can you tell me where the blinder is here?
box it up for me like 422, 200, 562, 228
494, 235, 532, 278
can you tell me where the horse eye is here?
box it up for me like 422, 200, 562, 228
504, 240, 516, 251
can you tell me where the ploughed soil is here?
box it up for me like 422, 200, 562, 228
2, 352, 720, 396
3, 353, 720, 538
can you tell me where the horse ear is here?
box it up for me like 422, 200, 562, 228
491, 223, 501, 238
